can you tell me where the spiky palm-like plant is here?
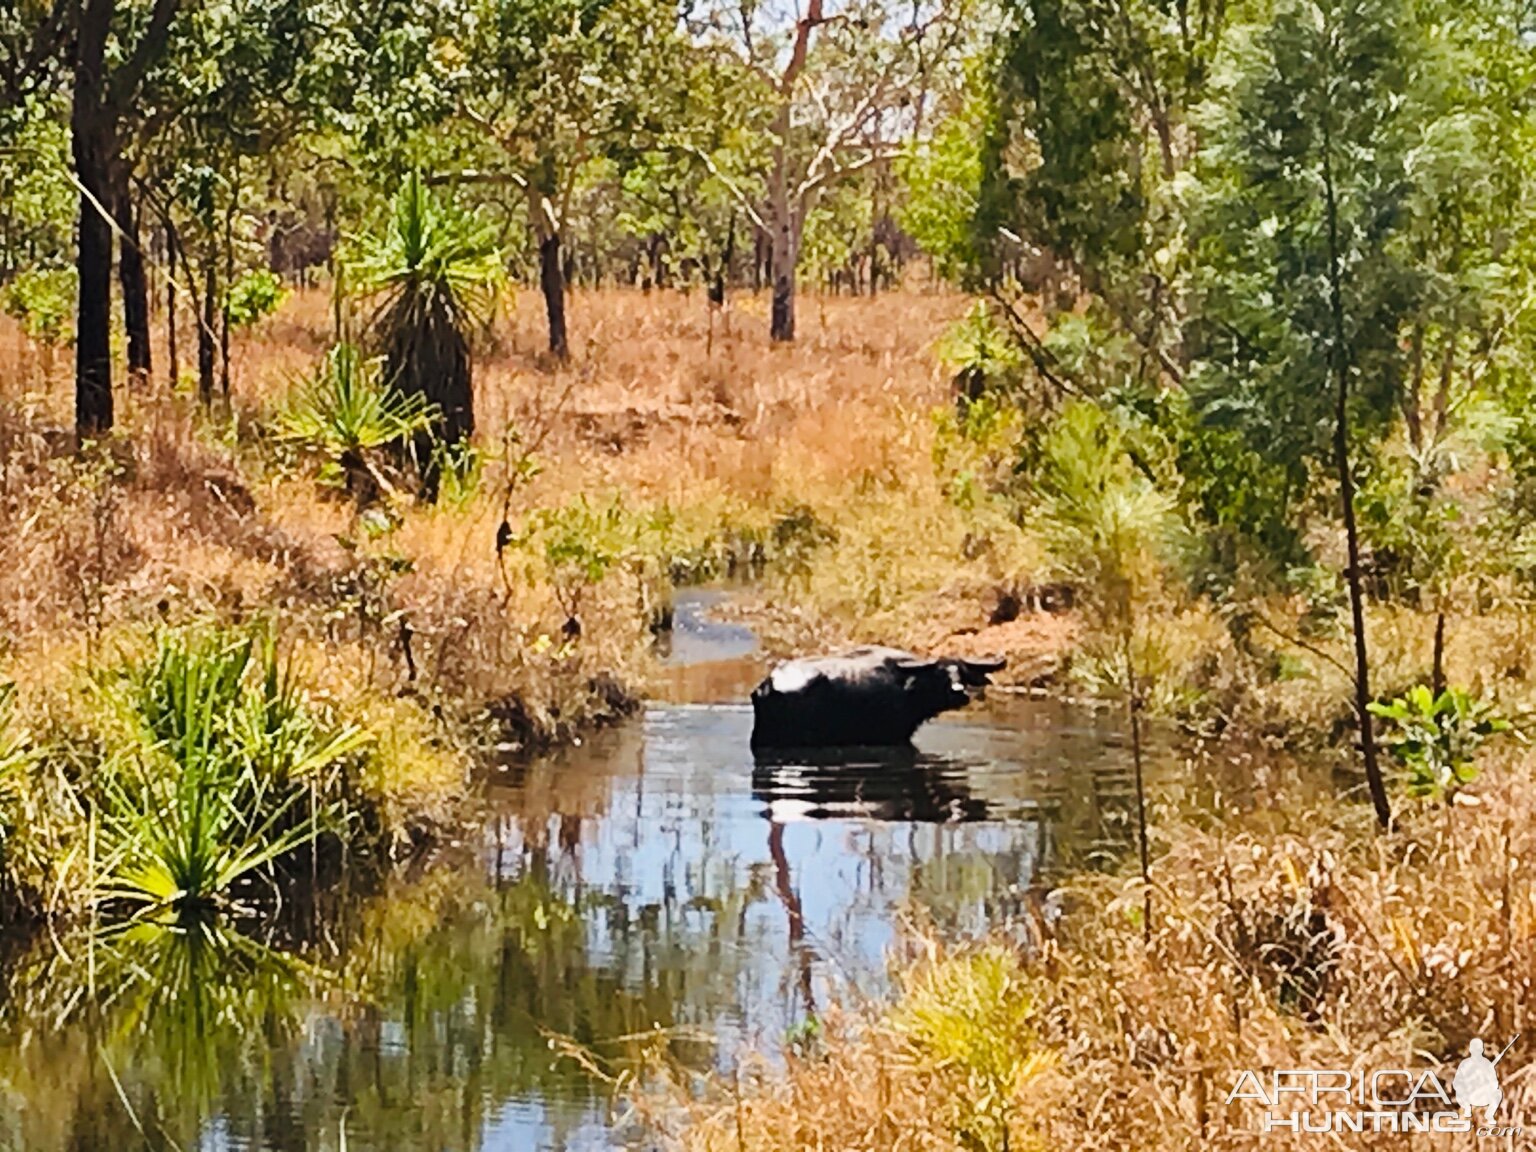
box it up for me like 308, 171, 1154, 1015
356, 173, 503, 500
93, 626, 369, 921
278, 343, 437, 504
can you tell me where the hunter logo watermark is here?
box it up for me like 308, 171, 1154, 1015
1227, 1036, 1523, 1137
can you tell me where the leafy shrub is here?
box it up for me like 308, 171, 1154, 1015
888, 946, 1053, 1152
428, 437, 485, 508
1368, 685, 1509, 800
934, 301, 1027, 402
225, 268, 288, 329
933, 389, 1026, 513
1, 266, 76, 344
515, 496, 633, 630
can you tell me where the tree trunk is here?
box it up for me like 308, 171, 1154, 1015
1126, 644, 1151, 945
713, 215, 736, 306
1322, 105, 1391, 831
198, 251, 216, 405
1431, 609, 1446, 697
769, 235, 796, 341
165, 220, 179, 387
219, 186, 235, 397
539, 231, 569, 361
1336, 369, 1389, 829
768, 125, 797, 343
73, 172, 114, 435
71, 1, 116, 438
113, 167, 151, 387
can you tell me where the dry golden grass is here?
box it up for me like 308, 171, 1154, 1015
0, 285, 1069, 729
642, 745, 1536, 1151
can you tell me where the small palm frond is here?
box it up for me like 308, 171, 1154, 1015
277, 343, 438, 457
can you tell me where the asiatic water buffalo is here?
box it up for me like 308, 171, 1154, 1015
749, 646, 1005, 750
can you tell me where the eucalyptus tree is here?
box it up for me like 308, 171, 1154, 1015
68, 0, 181, 435
683, 0, 967, 341
453, 0, 684, 360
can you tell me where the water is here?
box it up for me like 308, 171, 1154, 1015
0, 590, 1141, 1152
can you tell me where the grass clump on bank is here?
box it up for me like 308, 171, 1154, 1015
0, 621, 464, 926
90, 625, 367, 920
640, 944, 1056, 1152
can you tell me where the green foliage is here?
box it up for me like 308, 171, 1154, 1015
1, 266, 75, 344
934, 301, 1027, 400
428, 438, 486, 509
0, 100, 75, 269
1356, 450, 1465, 602
0, 682, 41, 900
932, 390, 1027, 517
1185, 0, 1417, 568
0, 683, 33, 801
889, 946, 1051, 1152
897, 58, 991, 283
92, 626, 370, 919
277, 343, 438, 495
225, 268, 288, 330
1368, 685, 1509, 800
1037, 400, 1184, 625
515, 496, 635, 625
983, 0, 1145, 278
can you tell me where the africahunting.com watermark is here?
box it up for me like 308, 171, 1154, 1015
1227, 1037, 1523, 1137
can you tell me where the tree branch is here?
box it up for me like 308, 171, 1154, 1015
798, 141, 898, 201
108, 0, 180, 112
986, 281, 1078, 396
673, 142, 767, 230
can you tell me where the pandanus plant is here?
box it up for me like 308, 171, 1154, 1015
92, 626, 369, 921
278, 342, 437, 505
355, 172, 503, 500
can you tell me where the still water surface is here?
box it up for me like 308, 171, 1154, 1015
0, 592, 1140, 1152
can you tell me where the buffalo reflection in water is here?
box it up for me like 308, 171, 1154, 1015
751, 746, 997, 824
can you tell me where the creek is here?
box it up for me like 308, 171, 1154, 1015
0, 588, 1145, 1152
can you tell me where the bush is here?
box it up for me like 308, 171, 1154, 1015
1368, 684, 1509, 801
225, 268, 288, 330
934, 301, 1027, 403
1, 266, 75, 344
888, 945, 1053, 1152
90, 625, 370, 920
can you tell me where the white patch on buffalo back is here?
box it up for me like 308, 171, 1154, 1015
769, 664, 821, 694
